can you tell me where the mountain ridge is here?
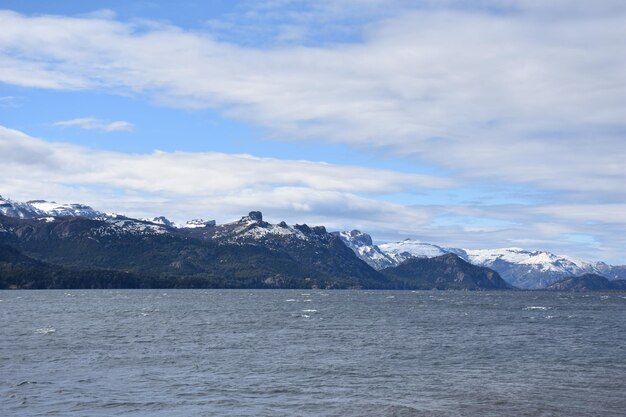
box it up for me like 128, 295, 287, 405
2, 195, 624, 289
337, 231, 626, 289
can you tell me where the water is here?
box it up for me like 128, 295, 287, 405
1, 290, 626, 417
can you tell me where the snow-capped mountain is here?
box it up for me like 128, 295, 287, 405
0, 195, 217, 231
28, 200, 104, 219
180, 219, 216, 228
452, 247, 606, 289
143, 216, 176, 228
0, 195, 105, 219
334, 230, 396, 270
0, 201, 383, 289
205, 211, 311, 244
378, 239, 450, 264
337, 229, 626, 289
2, 195, 625, 290
1, 195, 46, 218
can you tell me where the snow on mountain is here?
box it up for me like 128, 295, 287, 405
211, 211, 308, 243
180, 219, 216, 228
142, 216, 176, 227
346, 233, 619, 289
459, 248, 596, 274
378, 239, 449, 265
0, 195, 106, 219
28, 200, 104, 219
334, 230, 396, 270
90, 218, 169, 237
454, 248, 604, 289
3, 195, 625, 289
0, 195, 46, 218
371, 241, 610, 289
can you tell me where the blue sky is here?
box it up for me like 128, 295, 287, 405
1, 0, 625, 263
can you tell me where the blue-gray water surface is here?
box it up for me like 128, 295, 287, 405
1, 290, 626, 417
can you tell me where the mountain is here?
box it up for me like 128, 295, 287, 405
334, 230, 397, 270
0, 195, 104, 219
1, 194, 623, 290
0, 202, 391, 289
341, 232, 625, 289
380, 254, 510, 290
453, 248, 608, 289
546, 274, 626, 291
378, 239, 451, 264
0, 195, 215, 228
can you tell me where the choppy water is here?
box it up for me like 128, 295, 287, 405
1, 290, 626, 417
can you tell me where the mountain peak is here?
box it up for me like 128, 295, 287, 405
146, 216, 175, 227
241, 211, 263, 223
182, 219, 216, 228
341, 230, 373, 246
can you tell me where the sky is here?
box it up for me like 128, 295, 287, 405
1, 0, 625, 263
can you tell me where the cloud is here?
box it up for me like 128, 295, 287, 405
0, 6, 624, 200
2, 124, 626, 263
52, 117, 134, 132
0, 124, 447, 227
0, 95, 21, 108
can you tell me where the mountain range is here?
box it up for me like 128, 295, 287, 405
336, 230, 626, 289
1, 195, 623, 289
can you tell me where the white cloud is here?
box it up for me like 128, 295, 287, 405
2, 124, 625, 263
0, 6, 624, 199
52, 117, 134, 132
0, 95, 21, 108
0, 124, 447, 227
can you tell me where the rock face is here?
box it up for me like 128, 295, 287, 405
334, 230, 397, 270
381, 254, 511, 290
546, 274, 626, 291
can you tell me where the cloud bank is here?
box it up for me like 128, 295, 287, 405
0, 124, 444, 227
0, 6, 624, 198
2, 125, 625, 263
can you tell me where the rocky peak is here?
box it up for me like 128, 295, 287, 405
294, 224, 326, 235
343, 229, 373, 246
183, 219, 216, 228
241, 211, 263, 223
148, 216, 175, 227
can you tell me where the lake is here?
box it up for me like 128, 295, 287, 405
1, 290, 625, 416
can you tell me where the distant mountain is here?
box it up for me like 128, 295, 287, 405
340, 231, 626, 289
546, 274, 626, 291
378, 239, 451, 264
453, 247, 607, 289
0, 195, 215, 228
0, 202, 391, 289
380, 254, 510, 290
334, 230, 396, 270
1, 194, 624, 290
0, 195, 105, 219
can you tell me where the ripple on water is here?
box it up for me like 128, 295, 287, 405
34, 328, 55, 334
1, 290, 625, 417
